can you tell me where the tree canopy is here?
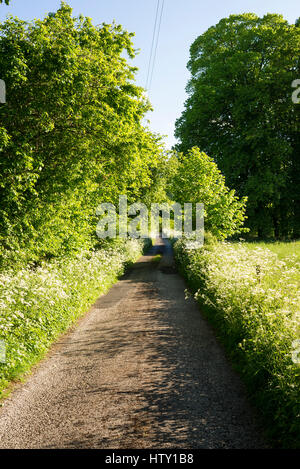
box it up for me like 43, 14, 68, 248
0, 2, 165, 267
175, 13, 300, 239
170, 147, 248, 239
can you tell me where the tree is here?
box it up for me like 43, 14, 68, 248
170, 147, 248, 239
0, 2, 165, 267
0, 1, 10, 5
175, 14, 300, 239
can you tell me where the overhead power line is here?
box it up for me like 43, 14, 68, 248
145, 0, 160, 91
145, 0, 165, 93
148, 0, 164, 92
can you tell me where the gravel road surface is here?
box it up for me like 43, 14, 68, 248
0, 239, 265, 448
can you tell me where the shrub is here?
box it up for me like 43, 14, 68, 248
170, 147, 248, 239
174, 236, 300, 448
0, 238, 145, 395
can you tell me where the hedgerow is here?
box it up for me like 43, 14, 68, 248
0, 238, 145, 396
174, 236, 300, 448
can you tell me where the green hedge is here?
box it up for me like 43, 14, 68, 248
0, 238, 146, 396
174, 236, 300, 448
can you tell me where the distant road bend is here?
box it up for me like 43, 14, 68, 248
0, 239, 265, 448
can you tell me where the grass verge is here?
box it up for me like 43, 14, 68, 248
0, 238, 148, 398
174, 236, 300, 448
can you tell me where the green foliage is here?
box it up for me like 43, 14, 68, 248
174, 237, 300, 448
141, 149, 179, 207
175, 13, 300, 239
0, 2, 164, 268
0, 1, 10, 5
170, 147, 248, 239
0, 238, 145, 396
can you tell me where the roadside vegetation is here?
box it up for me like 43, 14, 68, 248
172, 13, 300, 448
174, 236, 300, 448
0, 3, 160, 395
0, 238, 146, 397
0, 2, 167, 271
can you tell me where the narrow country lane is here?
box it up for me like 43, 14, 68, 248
0, 239, 266, 449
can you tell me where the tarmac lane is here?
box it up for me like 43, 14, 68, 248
0, 238, 266, 448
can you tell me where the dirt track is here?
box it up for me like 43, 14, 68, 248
0, 239, 266, 448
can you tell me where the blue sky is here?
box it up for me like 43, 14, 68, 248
0, 0, 299, 148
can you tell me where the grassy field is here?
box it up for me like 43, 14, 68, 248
174, 236, 300, 448
242, 240, 300, 261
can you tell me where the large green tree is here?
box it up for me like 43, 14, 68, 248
0, 2, 164, 267
170, 147, 248, 239
175, 14, 300, 238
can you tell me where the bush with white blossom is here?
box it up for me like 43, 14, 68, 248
0, 239, 144, 395
174, 236, 300, 448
